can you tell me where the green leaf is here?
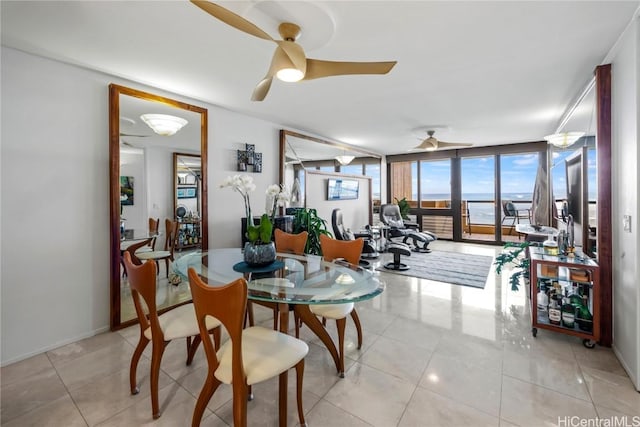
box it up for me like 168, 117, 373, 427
246, 225, 260, 243
259, 214, 272, 244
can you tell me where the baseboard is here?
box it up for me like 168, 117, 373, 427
1, 325, 110, 367
613, 344, 640, 391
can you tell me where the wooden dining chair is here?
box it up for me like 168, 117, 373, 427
136, 219, 177, 278
248, 229, 309, 334
122, 252, 221, 419
188, 268, 309, 427
311, 234, 364, 377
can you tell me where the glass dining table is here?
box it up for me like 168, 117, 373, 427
173, 248, 385, 376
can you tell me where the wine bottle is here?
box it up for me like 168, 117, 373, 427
561, 297, 575, 328
576, 296, 593, 332
549, 295, 561, 326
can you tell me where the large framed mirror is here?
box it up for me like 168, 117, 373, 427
279, 130, 382, 218
109, 84, 208, 330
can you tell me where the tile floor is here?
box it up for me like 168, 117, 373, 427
2, 241, 639, 426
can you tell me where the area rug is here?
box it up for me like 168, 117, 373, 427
376, 250, 494, 289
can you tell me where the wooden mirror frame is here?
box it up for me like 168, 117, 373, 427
109, 84, 208, 330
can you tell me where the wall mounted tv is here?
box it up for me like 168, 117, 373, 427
327, 178, 359, 200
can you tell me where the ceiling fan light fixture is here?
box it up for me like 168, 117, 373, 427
276, 68, 304, 82
140, 114, 188, 136
335, 155, 355, 165
544, 132, 584, 148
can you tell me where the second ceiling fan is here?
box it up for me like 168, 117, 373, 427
412, 130, 474, 151
191, 1, 397, 101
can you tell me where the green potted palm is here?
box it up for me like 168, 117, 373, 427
291, 208, 332, 256
494, 241, 531, 291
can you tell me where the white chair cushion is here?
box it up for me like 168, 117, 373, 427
215, 326, 308, 386
134, 247, 153, 254
144, 303, 220, 341
137, 250, 171, 260
309, 302, 354, 320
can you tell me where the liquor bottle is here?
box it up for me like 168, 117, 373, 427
548, 295, 561, 326
576, 296, 593, 332
561, 297, 575, 328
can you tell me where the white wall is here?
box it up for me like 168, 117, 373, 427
610, 16, 640, 390
305, 171, 372, 234
120, 151, 146, 232
0, 47, 281, 364
146, 147, 174, 250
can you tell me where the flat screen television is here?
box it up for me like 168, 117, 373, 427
327, 178, 359, 200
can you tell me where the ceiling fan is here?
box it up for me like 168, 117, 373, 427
412, 130, 474, 151
190, 0, 397, 101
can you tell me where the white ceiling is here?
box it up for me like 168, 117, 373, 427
2, 1, 638, 155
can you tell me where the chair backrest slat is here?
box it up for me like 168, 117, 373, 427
188, 269, 248, 387
122, 252, 159, 334
274, 229, 308, 255
319, 234, 363, 265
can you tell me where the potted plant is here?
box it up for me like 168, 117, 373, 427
394, 197, 410, 220
291, 208, 332, 256
220, 175, 289, 266
494, 241, 531, 291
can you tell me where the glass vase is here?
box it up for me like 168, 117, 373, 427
243, 241, 276, 267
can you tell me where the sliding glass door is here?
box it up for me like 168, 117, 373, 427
461, 156, 496, 242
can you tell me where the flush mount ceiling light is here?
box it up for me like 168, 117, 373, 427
544, 132, 585, 149
140, 114, 188, 136
335, 155, 355, 165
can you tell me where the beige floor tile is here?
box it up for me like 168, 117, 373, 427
95, 383, 208, 427
596, 404, 640, 419
581, 367, 640, 415
47, 332, 128, 366
69, 359, 173, 426
398, 387, 499, 427
324, 363, 415, 427
0, 366, 68, 423
420, 352, 502, 416
177, 366, 234, 413
434, 331, 503, 373
213, 374, 321, 427
502, 349, 590, 401
303, 319, 379, 364
304, 400, 373, 427
352, 305, 398, 336
2, 394, 86, 427
0, 353, 53, 387
572, 343, 628, 376
55, 340, 134, 391
359, 335, 433, 384
499, 419, 520, 427
382, 316, 443, 351
500, 376, 597, 427
502, 327, 577, 362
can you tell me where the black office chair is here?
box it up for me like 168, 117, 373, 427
331, 209, 378, 265
379, 204, 437, 252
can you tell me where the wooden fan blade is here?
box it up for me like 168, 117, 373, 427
251, 76, 273, 101
276, 41, 307, 74
437, 141, 474, 148
190, 0, 274, 42
303, 59, 397, 80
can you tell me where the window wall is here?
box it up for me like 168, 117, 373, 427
386, 142, 546, 243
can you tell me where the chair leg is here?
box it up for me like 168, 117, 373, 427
186, 334, 202, 365
295, 359, 307, 427
246, 301, 255, 327
336, 317, 347, 378
164, 259, 170, 278
130, 334, 149, 394
272, 306, 279, 330
278, 370, 288, 427
294, 311, 301, 338
150, 340, 167, 419
192, 371, 222, 427
350, 309, 363, 350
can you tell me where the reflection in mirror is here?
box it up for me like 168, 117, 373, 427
174, 153, 203, 252
550, 81, 596, 257
279, 130, 382, 212
110, 84, 207, 329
